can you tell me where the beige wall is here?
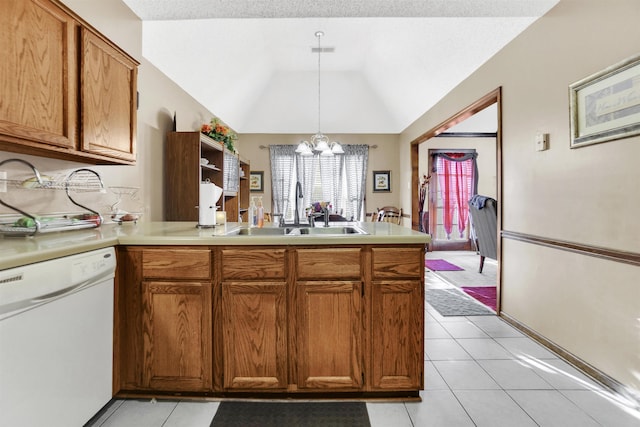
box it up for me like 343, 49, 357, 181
401, 0, 640, 397
238, 133, 400, 219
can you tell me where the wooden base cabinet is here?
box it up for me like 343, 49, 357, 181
370, 247, 425, 390
115, 247, 213, 393
371, 280, 423, 389
142, 281, 212, 391
222, 281, 287, 390
295, 248, 364, 391
296, 280, 363, 390
115, 244, 424, 398
220, 248, 288, 390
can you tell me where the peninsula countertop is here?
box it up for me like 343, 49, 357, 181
0, 221, 431, 270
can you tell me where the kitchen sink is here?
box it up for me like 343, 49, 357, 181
285, 226, 368, 235
232, 227, 288, 236
227, 225, 368, 236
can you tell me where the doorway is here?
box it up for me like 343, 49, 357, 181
411, 88, 502, 312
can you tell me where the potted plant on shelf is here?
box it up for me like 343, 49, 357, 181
201, 117, 238, 153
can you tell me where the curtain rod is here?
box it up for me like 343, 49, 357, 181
259, 144, 377, 149
430, 148, 476, 154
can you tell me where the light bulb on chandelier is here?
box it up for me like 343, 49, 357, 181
295, 30, 343, 157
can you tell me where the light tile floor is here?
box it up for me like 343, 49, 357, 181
86, 255, 640, 427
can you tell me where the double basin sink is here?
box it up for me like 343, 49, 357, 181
226, 224, 368, 237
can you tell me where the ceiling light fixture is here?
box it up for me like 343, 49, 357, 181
296, 31, 343, 157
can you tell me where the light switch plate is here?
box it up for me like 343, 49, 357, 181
535, 133, 549, 151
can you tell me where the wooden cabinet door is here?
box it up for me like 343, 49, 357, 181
222, 281, 288, 390
370, 246, 424, 390
371, 279, 423, 390
80, 28, 137, 162
0, 0, 77, 149
296, 280, 363, 390
142, 281, 212, 391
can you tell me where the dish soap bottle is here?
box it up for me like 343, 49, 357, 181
248, 197, 257, 227
257, 196, 264, 228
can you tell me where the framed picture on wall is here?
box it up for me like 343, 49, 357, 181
373, 170, 391, 192
570, 53, 640, 148
249, 171, 264, 192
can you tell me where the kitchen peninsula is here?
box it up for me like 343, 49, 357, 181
0, 221, 430, 400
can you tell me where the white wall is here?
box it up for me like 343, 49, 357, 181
400, 0, 640, 397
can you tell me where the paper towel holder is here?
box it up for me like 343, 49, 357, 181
196, 203, 219, 228
197, 179, 223, 228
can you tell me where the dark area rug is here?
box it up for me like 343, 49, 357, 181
425, 259, 464, 271
462, 286, 497, 311
426, 288, 494, 316
210, 401, 371, 427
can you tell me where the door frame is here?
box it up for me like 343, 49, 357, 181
410, 87, 502, 312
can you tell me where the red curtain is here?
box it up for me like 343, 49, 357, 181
437, 154, 474, 238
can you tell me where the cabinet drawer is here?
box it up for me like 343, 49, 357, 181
297, 248, 361, 280
142, 249, 211, 279
221, 248, 286, 280
372, 247, 424, 279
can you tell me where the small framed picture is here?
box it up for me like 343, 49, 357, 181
249, 171, 264, 192
373, 170, 391, 192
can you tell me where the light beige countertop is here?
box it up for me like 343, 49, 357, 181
0, 221, 431, 270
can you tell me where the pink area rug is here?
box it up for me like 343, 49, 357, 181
425, 259, 464, 271
461, 286, 497, 311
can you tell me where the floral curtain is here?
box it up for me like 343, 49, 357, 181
433, 152, 478, 238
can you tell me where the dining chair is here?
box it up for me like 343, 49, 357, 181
375, 206, 402, 225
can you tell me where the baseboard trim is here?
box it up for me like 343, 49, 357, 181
500, 312, 640, 409
501, 230, 640, 267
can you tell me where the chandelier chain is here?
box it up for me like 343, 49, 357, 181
295, 30, 343, 156
316, 31, 322, 134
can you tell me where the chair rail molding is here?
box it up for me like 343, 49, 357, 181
501, 230, 640, 267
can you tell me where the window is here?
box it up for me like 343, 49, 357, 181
269, 145, 368, 222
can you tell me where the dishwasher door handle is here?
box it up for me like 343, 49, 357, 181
31, 269, 114, 303
31, 280, 92, 302
0, 270, 114, 319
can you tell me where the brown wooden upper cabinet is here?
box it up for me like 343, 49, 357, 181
0, 0, 138, 165
80, 28, 137, 163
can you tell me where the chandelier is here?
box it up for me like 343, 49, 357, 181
296, 31, 344, 157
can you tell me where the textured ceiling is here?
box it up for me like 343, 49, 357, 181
122, 0, 559, 134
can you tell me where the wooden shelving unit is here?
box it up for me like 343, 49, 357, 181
239, 157, 250, 222
165, 132, 249, 223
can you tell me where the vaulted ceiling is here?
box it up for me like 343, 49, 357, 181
122, 0, 559, 134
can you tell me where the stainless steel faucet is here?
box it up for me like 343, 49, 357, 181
294, 181, 303, 225
323, 207, 330, 227
308, 207, 330, 227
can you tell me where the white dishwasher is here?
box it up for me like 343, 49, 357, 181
0, 247, 116, 427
